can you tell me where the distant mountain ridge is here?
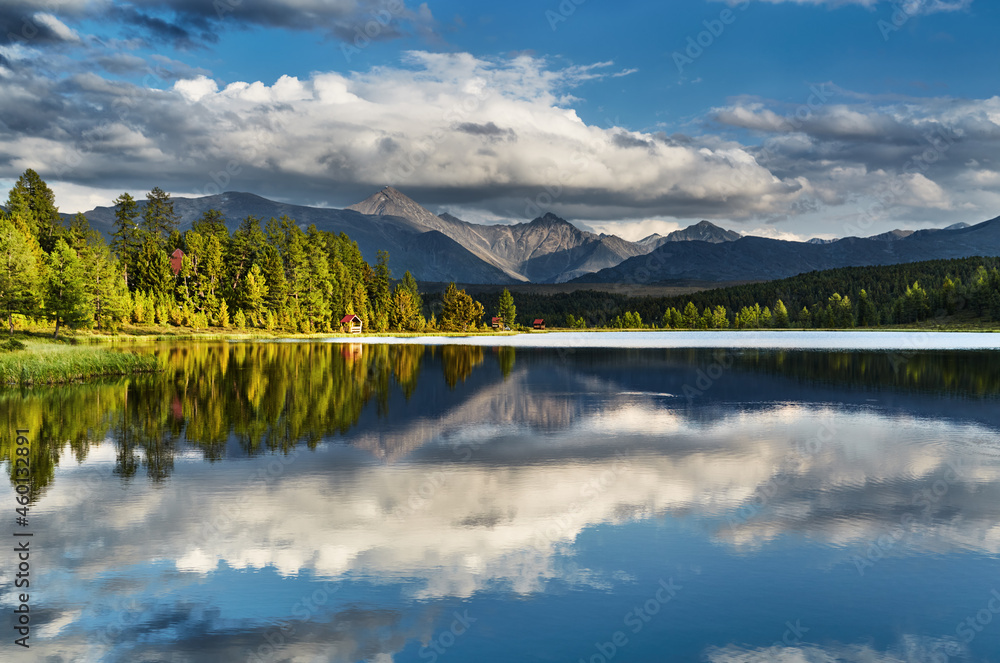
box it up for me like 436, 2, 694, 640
572, 215, 1000, 284
350, 188, 649, 283
72, 186, 995, 285
638, 220, 742, 250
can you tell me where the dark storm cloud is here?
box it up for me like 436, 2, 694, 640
612, 132, 653, 149
109, 4, 218, 49
0, 6, 79, 46
124, 0, 433, 47
455, 121, 509, 137
454, 121, 516, 142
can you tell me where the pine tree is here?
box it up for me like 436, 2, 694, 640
400, 270, 423, 313
142, 187, 179, 246
0, 216, 42, 332
369, 249, 392, 332
798, 306, 812, 328
773, 299, 789, 328
857, 289, 878, 327
79, 229, 130, 331
5, 169, 62, 253
132, 232, 173, 296
389, 288, 418, 331
45, 239, 92, 338
440, 282, 484, 331
259, 245, 288, 315
216, 300, 230, 328
191, 209, 229, 238
711, 305, 729, 329
497, 287, 516, 329
112, 193, 141, 289
239, 263, 268, 326
682, 301, 699, 328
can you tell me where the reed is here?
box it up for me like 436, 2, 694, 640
0, 338, 160, 385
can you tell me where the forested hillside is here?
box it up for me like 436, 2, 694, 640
468, 257, 1000, 329
0, 170, 484, 335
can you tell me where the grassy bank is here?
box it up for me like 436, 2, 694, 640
0, 337, 161, 386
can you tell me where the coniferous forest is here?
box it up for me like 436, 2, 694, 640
0, 170, 484, 336
2, 168, 999, 337
468, 257, 1000, 330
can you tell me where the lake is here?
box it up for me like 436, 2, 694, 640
3, 336, 1000, 662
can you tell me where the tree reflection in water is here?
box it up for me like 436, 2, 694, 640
0, 342, 500, 495
5, 343, 1000, 499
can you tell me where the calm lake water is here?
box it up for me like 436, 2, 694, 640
3, 340, 1000, 662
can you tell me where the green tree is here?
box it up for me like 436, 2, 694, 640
259, 245, 288, 317
216, 299, 230, 328
828, 293, 854, 328
773, 299, 789, 328
238, 263, 268, 326
711, 305, 729, 329
440, 282, 485, 331
400, 270, 422, 312
497, 288, 516, 329
131, 233, 173, 296
75, 220, 130, 331
682, 301, 699, 328
369, 249, 392, 332
389, 287, 422, 331
5, 169, 62, 253
622, 311, 643, 328
111, 193, 141, 289
857, 289, 878, 327
898, 281, 929, 323
45, 239, 92, 338
798, 306, 812, 328
142, 187, 179, 246
661, 307, 682, 329
941, 275, 962, 315
0, 216, 42, 332
191, 209, 229, 238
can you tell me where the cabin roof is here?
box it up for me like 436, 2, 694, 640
340, 314, 361, 324
169, 248, 184, 276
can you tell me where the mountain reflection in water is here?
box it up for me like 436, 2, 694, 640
1, 343, 999, 662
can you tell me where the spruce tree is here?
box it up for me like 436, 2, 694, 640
239, 263, 268, 326
142, 187, 179, 246
0, 216, 42, 332
773, 299, 789, 328
45, 239, 92, 338
5, 169, 62, 253
497, 288, 516, 329
112, 193, 141, 289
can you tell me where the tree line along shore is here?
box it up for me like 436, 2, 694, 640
2, 168, 999, 383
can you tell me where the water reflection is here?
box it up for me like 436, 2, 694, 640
2, 344, 1000, 662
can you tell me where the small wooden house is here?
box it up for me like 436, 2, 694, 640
170, 248, 185, 276
340, 314, 362, 334
533, 318, 545, 330
491, 316, 503, 329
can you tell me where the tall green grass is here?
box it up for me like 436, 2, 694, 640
0, 339, 160, 385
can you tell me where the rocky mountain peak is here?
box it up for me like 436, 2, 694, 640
346, 186, 443, 229
666, 220, 742, 243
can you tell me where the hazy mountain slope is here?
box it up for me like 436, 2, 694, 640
573, 215, 1000, 284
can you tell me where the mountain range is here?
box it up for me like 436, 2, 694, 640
74, 187, 1000, 286
572, 217, 1000, 284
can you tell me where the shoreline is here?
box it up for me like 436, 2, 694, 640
309, 330, 1000, 351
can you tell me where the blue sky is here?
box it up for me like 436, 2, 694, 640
1, 0, 997, 240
